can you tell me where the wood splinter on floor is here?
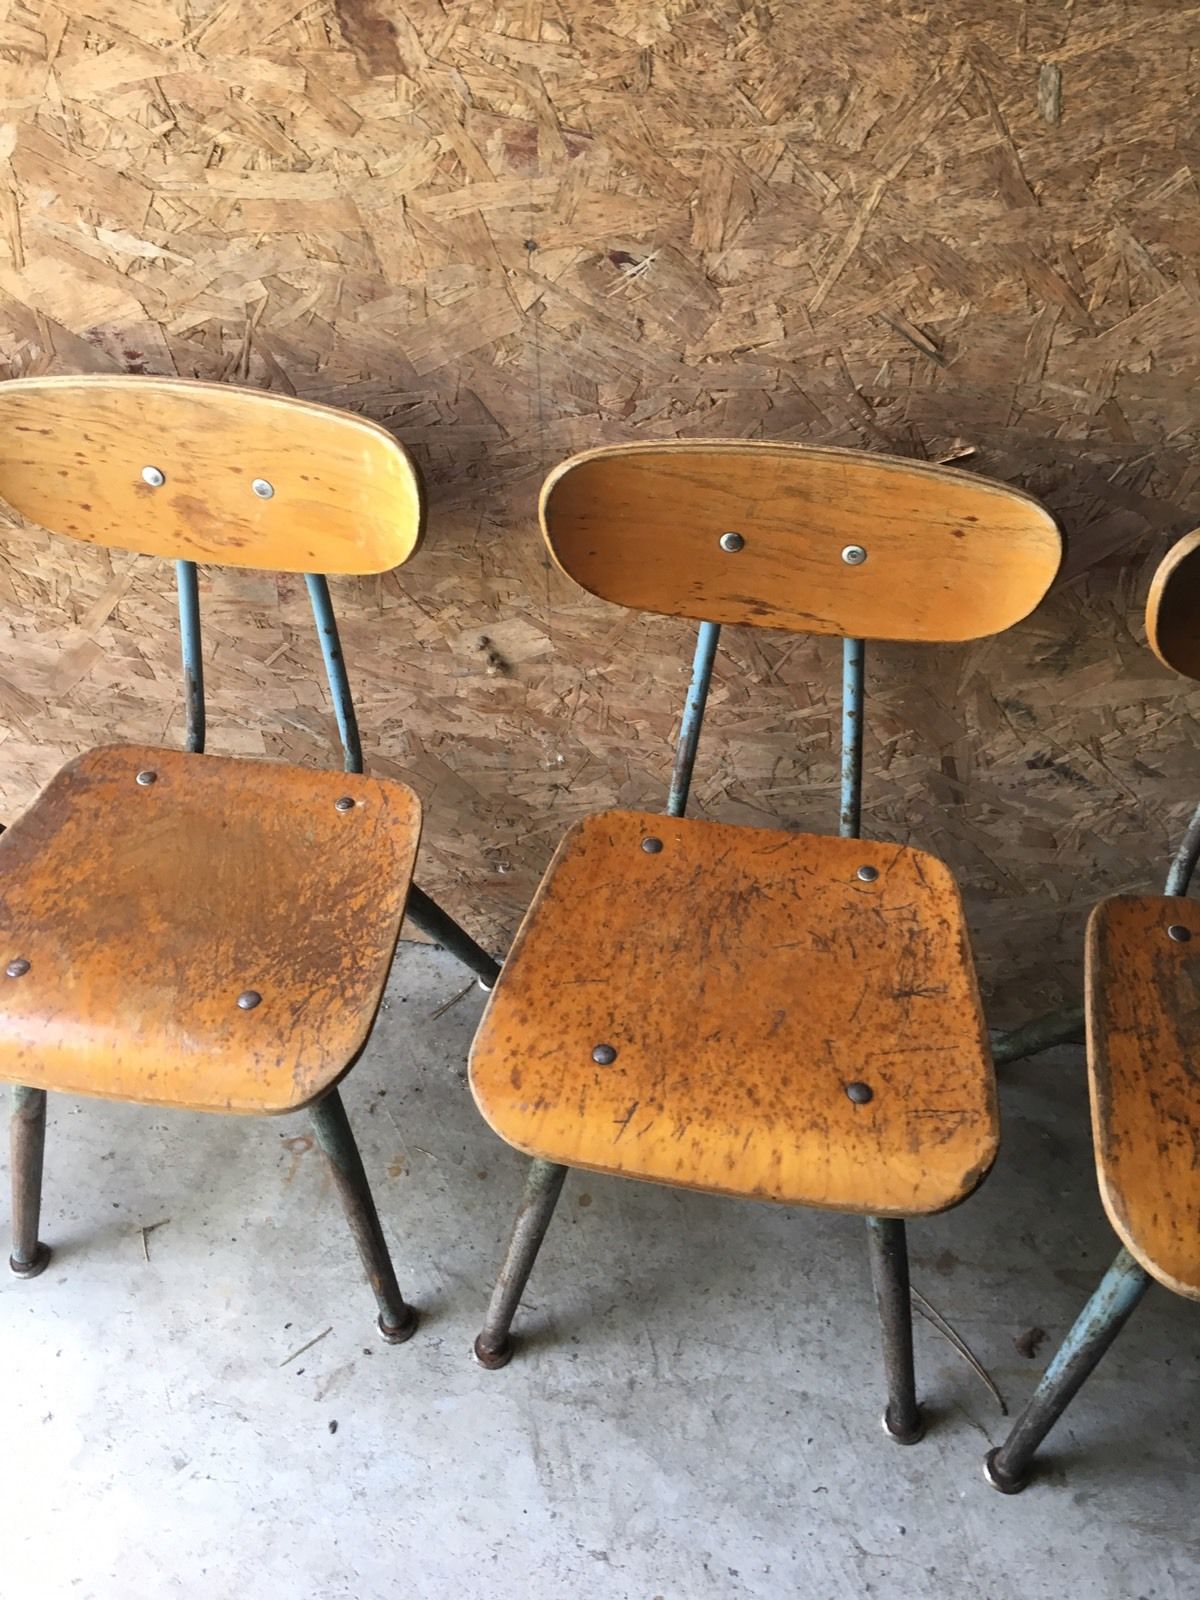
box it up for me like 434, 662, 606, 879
139, 1219, 170, 1263
279, 1327, 333, 1368
911, 1286, 1008, 1415
429, 980, 477, 1020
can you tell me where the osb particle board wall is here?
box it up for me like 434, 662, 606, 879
1, 0, 1198, 1022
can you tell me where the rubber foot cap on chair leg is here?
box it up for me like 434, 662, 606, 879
9, 1243, 50, 1279
473, 1333, 513, 1370
983, 1447, 1028, 1494
881, 1405, 925, 1445
377, 1306, 418, 1345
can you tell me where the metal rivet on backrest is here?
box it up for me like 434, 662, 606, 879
335, 796, 356, 813
1168, 924, 1192, 943
6, 958, 30, 978
252, 479, 275, 499
641, 837, 663, 854
856, 865, 879, 882
719, 532, 745, 552
136, 770, 157, 786
141, 466, 165, 487
841, 545, 867, 565
237, 990, 262, 1010
846, 1081, 873, 1104
592, 1044, 617, 1065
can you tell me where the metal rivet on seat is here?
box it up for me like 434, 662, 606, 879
641, 837, 663, 854
141, 466, 165, 487
1168, 924, 1192, 943
856, 865, 879, 882
136, 770, 157, 786
719, 532, 745, 552
6, 958, 30, 978
237, 990, 262, 1010
251, 478, 274, 499
846, 1081, 874, 1104
842, 545, 867, 566
335, 796, 356, 813
592, 1044, 617, 1065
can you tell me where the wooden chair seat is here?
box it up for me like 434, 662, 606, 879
1086, 894, 1200, 1298
470, 811, 997, 1214
0, 745, 422, 1115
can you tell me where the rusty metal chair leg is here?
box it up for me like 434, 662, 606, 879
309, 1087, 417, 1344
474, 1157, 568, 1369
985, 1247, 1151, 1492
866, 1216, 924, 1443
10, 1085, 50, 1278
406, 884, 501, 990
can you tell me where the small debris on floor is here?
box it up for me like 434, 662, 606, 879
279, 1327, 333, 1368
139, 1219, 170, 1263
429, 979, 476, 1020
1015, 1326, 1049, 1359
911, 1287, 1007, 1414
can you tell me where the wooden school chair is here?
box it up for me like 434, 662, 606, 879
0, 375, 499, 1342
468, 441, 1062, 1440
986, 528, 1200, 1491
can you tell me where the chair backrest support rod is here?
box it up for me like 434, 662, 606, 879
840, 637, 865, 840
667, 620, 721, 818
1165, 798, 1200, 897
175, 559, 206, 755
305, 573, 364, 775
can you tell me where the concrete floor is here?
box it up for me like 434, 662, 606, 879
0, 944, 1196, 1600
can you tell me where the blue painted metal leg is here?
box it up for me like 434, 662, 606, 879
175, 560, 205, 754
306, 573, 363, 774
840, 636, 865, 838
843, 648, 923, 1441
303, 575, 500, 985
866, 1216, 924, 1443
1165, 796, 1200, 895
667, 620, 720, 818
9, 1085, 50, 1277
985, 1247, 1151, 1491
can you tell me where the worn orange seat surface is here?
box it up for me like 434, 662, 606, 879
0, 745, 421, 1114
470, 811, 997, 1214
1087, 893, 1200, 1298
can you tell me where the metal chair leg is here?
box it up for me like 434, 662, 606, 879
10, 1085, 50, 1277
474, 1157, 568, 1369
989, 1002, 1085, 1065
866, 1216, 924, 1443
985, 1247, 1151, 1492
309, 1087, 417, 1344
406, 883, 501, 990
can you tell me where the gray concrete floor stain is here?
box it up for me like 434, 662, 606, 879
1, 945, 1196, 1598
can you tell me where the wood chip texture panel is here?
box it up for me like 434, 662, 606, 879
1, 2, 1199, 1021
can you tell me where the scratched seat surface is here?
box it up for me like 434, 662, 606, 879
1087, 894, 1200, 1299
470, 811, 997, 1214
0, 745, 421, 1115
